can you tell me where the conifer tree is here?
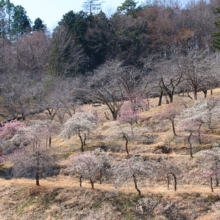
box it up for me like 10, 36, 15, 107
211, 7, 220, 49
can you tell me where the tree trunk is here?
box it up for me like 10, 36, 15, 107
165, 95, 169, 104
198, 123, 202, 145
168, 92, 173, 103
104, 112, 110, 120
112, 111, 117, 121
90, 178, 94, 189
211, 89, 213, 95
216, 173, 219, 187
36, 170, 40, 186
203, 90, 207, 98
194, 87, 198, 100
79, 175, 82, 187
173, 173, 177, 191
124, 136, 129, 155
133, 174, 141, 195
211, 176, 214, 192
158, 91, 163, 106
171, 119, 176, 136
83, 134, 86, 147
49, 136, 52, 148
78, 134, 84, 152
167, 173, 170, 189
36, 153, 40, 186
187, 92, 193, 100
100, 170, 102, 184
188, 132, 193, 158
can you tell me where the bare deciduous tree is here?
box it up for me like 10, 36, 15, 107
178, 50, 218, 100
50, 25, 85, 76
89, 60, 126, 120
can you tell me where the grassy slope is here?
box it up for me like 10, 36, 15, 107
1, 89, 220, 219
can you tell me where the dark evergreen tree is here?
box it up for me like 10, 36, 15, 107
117, 0, 138, 14
6, 0, 14, 40
32, 17, 46, 32
12, 5, 31, 38
211, 7, 220, 49
0, 0, 7, 38
60, 10, 88, 44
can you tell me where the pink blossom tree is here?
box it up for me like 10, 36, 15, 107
60, 111, 99, 152
11, 120, 57, 149
0, 120, 26, 140
117, 102, 141, 125
153, 103, 181, 136
126, 92, 149, 113
111, 103, 146, 155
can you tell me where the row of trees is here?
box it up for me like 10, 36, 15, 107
0, 0, 46, 40
1, 94, 220, 192
0, 48, 219, 128
52, 0, 220, 74
0, 0, 220, 76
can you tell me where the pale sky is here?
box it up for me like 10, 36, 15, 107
10, 0, 129, 32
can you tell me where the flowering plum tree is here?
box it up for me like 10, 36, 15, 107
180, 99, 220, 143
126, 92, 149, 113
0, 120, 26, 140
109, 122, 134, 155
114, 156, 153, 195
157, 157, 183, 191
60, 111, 99, 152
117, 102, 141, 126
177, 119, 199, 157
11, 120, 58, 149
9, 147, 57, 186
3, 120, 59, 186
196, 146, 220, 192
111, 103, 147, 155
153, 103, 181, 136
68, 149, 112, 189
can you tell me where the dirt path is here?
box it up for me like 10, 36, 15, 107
1, 177, 219, 196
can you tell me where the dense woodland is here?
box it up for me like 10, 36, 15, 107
2, 0, 220, 219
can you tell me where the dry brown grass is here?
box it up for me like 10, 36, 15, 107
1, 88, 220, 219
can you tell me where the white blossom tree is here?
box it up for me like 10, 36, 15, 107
8, 120, 58, 186
67, 149, 113, 189
60, 111, 99, 152
196, 145, 220, 192
177, 119, 199, 158
10, 147, 57, 186
156, 156, 184, 191
178, 98, 220, 145
114, 156, 153, 195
